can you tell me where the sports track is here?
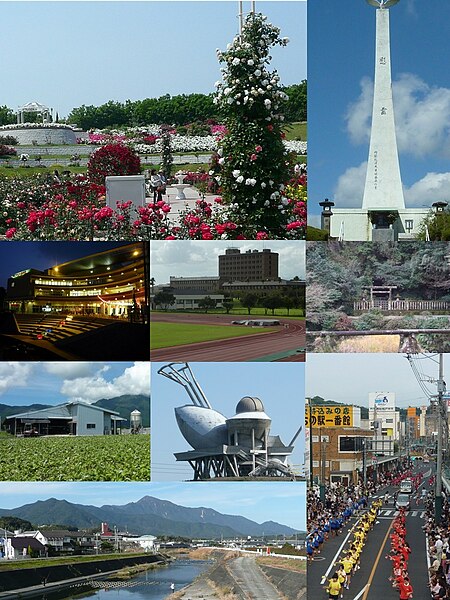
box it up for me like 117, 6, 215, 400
150, 313, 305, 362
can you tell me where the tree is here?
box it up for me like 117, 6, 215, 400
153, 291, 176, 310
418, 208, 450, 241
198, 296, 216, 313
100, 540, 115, 553
261, 293, 283, 315
281, 295, 294, 316
213, 13, 291, 236
241, 293, 259, 315
284, 81, 307, 122
223, 300, 234, 314
0, 105, 16, 126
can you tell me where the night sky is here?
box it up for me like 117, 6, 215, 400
0, 242, 131, 288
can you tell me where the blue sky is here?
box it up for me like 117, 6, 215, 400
0, 362, 150, 407
0, 1, 306, 119
306, 353, 445, 409
151, 361, 305, 481
0, 481, 306, 530
308, 0, 450, 226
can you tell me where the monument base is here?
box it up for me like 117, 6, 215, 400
329, 207, 430, 241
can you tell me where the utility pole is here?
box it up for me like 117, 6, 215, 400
307, 398, 313, 488
435, 353, 446, 524
362, 439, 367, 487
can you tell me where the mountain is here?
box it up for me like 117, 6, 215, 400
0, 496, 298, 538
93, 395, 150, 427
0, 403, 50, 419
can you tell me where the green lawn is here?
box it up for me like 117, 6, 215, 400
284, 121, 307, 141
0, 166, 86, 178
0, 552, 150, 572
0, 435, 150, 481
151, 322, 277, 349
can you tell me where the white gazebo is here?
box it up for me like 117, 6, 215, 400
17, 101, 53, 124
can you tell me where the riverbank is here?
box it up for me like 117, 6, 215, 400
0, 553, 167, 598
164, 549, 307, 600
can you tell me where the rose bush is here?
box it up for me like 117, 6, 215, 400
87, 143, 141, 184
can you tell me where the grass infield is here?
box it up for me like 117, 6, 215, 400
150, 322, 277, 349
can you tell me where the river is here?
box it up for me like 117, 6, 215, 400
38, 559, 212, 600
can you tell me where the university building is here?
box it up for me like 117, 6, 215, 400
6, 243, 148, 318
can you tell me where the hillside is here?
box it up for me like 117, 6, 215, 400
0, 496, 299, 539
93, 395, 150, 427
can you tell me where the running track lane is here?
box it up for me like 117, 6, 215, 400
150, 314, 305, 362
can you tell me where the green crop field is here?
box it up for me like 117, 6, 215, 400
151, 322, 277, 349
0, 434, 150, 481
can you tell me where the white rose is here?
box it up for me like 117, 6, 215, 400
232, 57, 240, 65
247, 59, 254, 66
261, 182, 266, 189
250, 179, 257, 186
218, 158, 225, 165
236, 175, 244, 183
232, 170, 241, 177
264, 200, 270, 207
245, 178, 252, 185
255, 69, 262, 77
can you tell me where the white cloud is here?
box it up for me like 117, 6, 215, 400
346, 74, 450, 158
334, 162, 367, 207
0, 363, 33, 395
345, 77, 373, 145
44, 363, 101, 380
404, 171, 450, 207
60, 362, 150, 403
334, 163, 450, 209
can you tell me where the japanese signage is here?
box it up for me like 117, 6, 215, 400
305, 405, 353, 428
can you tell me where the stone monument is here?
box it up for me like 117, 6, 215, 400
327, 0, 430, 241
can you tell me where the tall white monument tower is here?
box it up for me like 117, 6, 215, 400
362, 0, 405, 213
325, 0, 430, 241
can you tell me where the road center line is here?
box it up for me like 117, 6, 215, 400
361, 518, 393, 600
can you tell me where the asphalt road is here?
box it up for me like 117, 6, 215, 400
308, 462, 434, 600
150, 313, 305, 362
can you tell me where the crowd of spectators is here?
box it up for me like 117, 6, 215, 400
424, 490, 450, 599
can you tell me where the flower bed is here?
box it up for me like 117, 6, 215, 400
0, 170, 306, 241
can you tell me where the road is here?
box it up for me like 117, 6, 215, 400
226, 556, 283, 600
150, 313, 305, 362
308, 462, 434, 600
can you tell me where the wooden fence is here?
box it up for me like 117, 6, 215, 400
354, 299, 450, 312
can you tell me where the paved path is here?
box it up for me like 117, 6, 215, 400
150, 313, 305, 362
226, 556, 282, 600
